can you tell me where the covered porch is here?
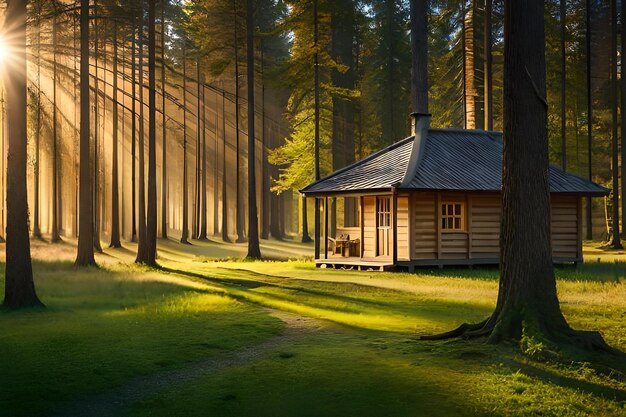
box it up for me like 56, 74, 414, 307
308, 191, 402, 271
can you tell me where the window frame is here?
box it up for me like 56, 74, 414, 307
440, 201, 466, 232
376, 196, 391, 229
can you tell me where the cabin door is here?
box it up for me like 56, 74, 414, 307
376, 197, 391, 257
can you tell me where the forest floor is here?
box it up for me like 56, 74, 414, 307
0, 237, 625, 417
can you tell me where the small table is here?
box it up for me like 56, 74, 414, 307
334, 238, 357, 257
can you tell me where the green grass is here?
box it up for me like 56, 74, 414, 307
1, 240, 625, 416
0, 260, 281, 417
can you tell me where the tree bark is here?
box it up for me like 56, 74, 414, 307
181, 45, 190, 244
302, 196, 311, 242
161, 0, 168, 239
214, 104, 220, 237
136, 0, 158, 266
261, 45, 270, 240
234, 0, 246, 243
136, 1, 148, 257
3, 0, 43, 308
76, 0, 96, 266
110, 20, 122, 248
221, 89, 230, 242
585, 0, 593, 240
51, 7, 61, 243
560, 0, 567, 171
200, 82, 208, 240
32, 3, 42, 239
93, 0, 102, 252
131, 9, 138, 243
193, 60, 202, 239
331, 0, 357, 230
246, 0, 261, 258
621, 0, 626, 236
484, 0, 493, 131
313, 0, 321, 260
610, 0, 622, 248
463, 2, 477, 129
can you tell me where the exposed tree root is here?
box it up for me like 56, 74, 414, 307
419, 318, 490, 341
420, 315, 625, 361
562, 329, 626, 357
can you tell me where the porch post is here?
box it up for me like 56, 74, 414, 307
392, 188, 398, 265
324, 196, 329, 259
360, 195, 364, 258
314, 197, 320, 260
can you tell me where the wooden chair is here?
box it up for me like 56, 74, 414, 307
327, 237, 337, 256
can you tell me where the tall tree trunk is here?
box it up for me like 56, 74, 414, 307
463, 2, 477, 129
461, 0, 467, 129
269, 125, 283, 240
261, 45, 270, 240
137, 0, 158, 266
422, 0, 620, 355
193, 60, 202, 239
137, 3, 148, 256
246, 0, 261, 258
484, 0, 493, 130
76, 0, 96, 266
110, 20, 122, 248
32, 3, 42, 239
51, 8, 61, 242
161, 0, 168, 239
200, 82, 208, 240
410, 0, 428, 114
610, 0, 622, 248
93, 0, 102, 252
331, 0, 357, 230
234, 1, 246, 243
3, 0, 42, 308
621, 0, 626, 236
313, 0, 321, 259
73, 12, 79, 238
585, 0, 593, 240
221, 88, 230, 242
302, 196, 311, 242
560, 0, 567, 171
131, 10, 138, 243
214, 90, 220, 237
0, 88, 4, 243
181, 45, 190, 244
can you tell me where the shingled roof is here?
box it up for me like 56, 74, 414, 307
301, 128, 608, 196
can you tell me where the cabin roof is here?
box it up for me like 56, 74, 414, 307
301, 129, 608, 196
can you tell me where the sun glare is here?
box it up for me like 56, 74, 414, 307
0, 34, 9, 63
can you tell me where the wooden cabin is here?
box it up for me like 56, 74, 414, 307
300, 113, 608, 271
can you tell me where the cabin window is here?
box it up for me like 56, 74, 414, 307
441, 202, 465, 231
377, 197, 391, 228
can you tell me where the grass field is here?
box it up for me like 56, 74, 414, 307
1, 238, 625, 416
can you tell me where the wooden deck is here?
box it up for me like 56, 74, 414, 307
315, 256, 394, 271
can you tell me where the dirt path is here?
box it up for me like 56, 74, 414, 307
48, 310, 323, 417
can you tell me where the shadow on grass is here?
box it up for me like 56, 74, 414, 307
504, 358, 626, 402
160, 265, 494, 333
409, 262, 626, 284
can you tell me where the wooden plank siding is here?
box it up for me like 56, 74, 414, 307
396, 195, 410, 260
412, 192, 438, 259
469, 194, 501, 260
406, 192, 581, 263
551, 195, 579, 260
362, 196, 377, 258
